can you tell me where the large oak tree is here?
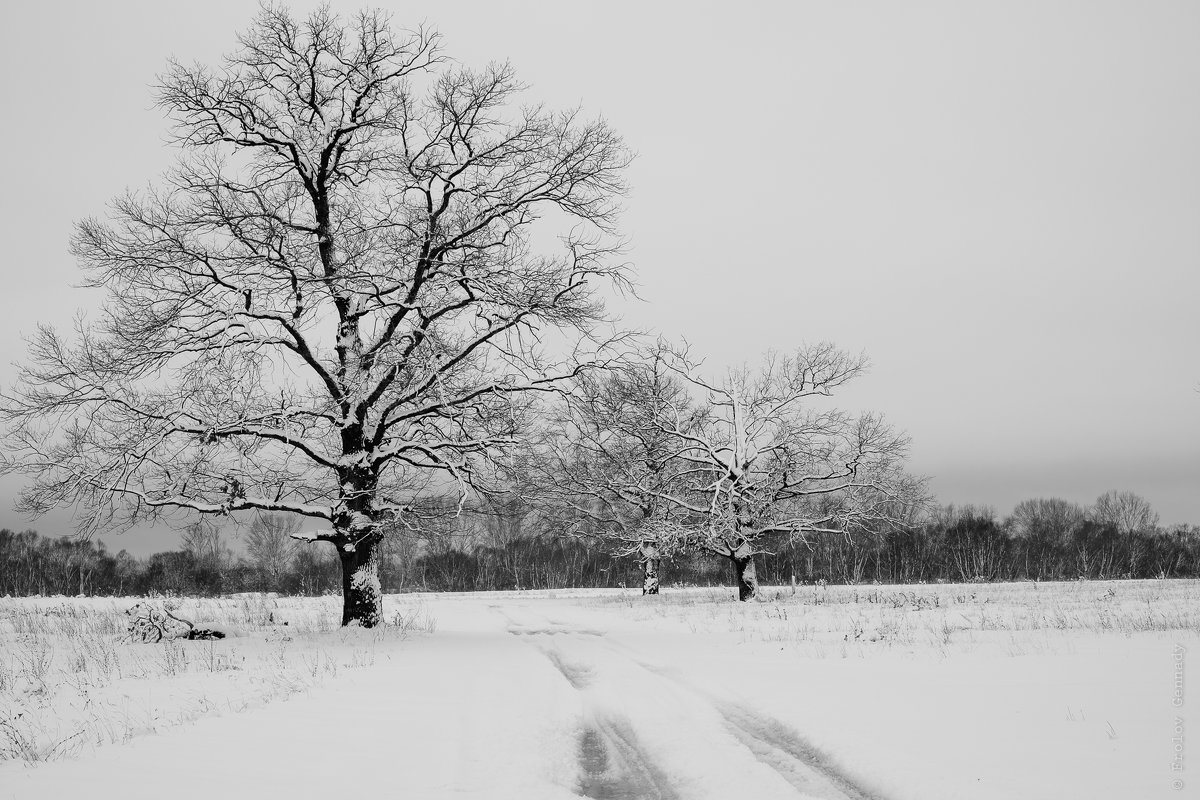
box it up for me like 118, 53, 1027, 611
0, 6, 630, 625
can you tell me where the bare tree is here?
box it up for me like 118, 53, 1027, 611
245, 512, 300, 589
179, 520, 229, 592
531, 361, 699, 595
1091, 490, 1160, 535
0, 7, 630, 626
591, 343, 926, 600
180, 521, 226, 565
929, 504, 1008, 582
1008, 497, 1087, 543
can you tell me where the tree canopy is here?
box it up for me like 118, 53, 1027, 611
0, 5, 631, 625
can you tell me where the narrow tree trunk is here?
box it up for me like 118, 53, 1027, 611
732, 545, 758, 602
337, 530, 384, 627
640, 541, 660, 595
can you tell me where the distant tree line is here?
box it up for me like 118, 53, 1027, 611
1, 492, 1197, 597
0, 524, 644, 597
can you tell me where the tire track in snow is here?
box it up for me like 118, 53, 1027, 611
497, 607, 678, 799
534, 619, 883, 800
632, 660, 886, 800
500, 606, 885, 800
575, 714, 680, 800
714, 700, 882, 800
544, 648, 595, 690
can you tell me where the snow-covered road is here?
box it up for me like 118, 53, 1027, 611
5, 585, 1193, 799
500, 601, 879, 800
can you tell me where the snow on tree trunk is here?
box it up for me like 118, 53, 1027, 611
640, 541, 660, 595
338, 530, 384, 627
732, 546, 758, 602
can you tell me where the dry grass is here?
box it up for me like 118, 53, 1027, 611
597, 578, 1200, 658
0, 594, 435, 763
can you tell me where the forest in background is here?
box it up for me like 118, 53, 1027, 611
2, 493, 1198, 598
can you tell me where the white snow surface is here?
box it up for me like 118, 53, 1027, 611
3, 580, 1196, 799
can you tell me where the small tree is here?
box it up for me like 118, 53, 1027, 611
1091, 490, 1160, 535
932, 505, 1008, 582
114, 550, 141, 595
1008, 497, 1087, 543
594, 343, 925, 600
0, 7, 630, 625
180, 521, 225, 563
180, 521, 228, 593
1006, 497, 1086, 575
245, 513, 299, 590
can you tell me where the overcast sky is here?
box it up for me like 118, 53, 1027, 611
1, 1, 1197, 555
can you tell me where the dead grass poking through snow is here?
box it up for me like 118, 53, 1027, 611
0, 594, 434, 764
595, 578, 1200, 659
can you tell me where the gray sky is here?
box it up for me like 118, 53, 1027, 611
1, 1, 1197, 555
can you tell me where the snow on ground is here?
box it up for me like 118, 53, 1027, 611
2, 579, 1196, 799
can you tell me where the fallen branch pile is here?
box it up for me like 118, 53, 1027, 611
122, 602, 226, 643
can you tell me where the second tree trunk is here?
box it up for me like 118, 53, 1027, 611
732, 547, 759, 602
641, 541, 660, 595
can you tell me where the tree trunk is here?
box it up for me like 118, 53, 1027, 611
337, 530, 384, 627
640, 541, 660, 595
732, 545, 758, 602
332, 455, 384, 626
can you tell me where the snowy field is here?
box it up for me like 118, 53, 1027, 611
2, 579, 1196, 799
